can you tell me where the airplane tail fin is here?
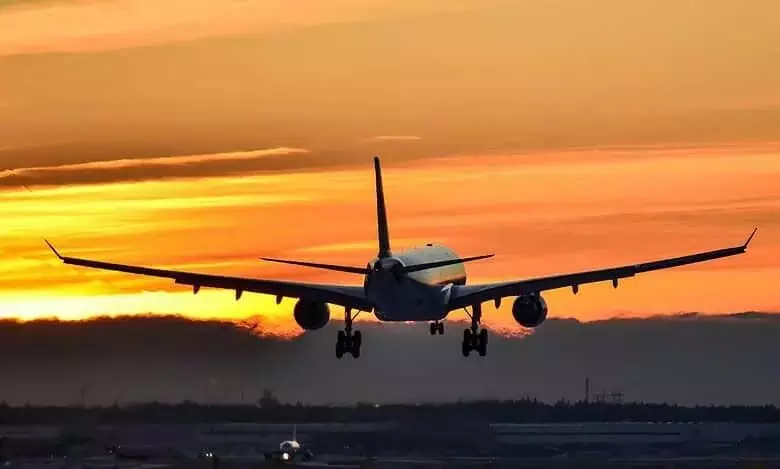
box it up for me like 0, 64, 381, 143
292, 425, 297, 442
374, 156, 392, 258
258, 157, 392, 272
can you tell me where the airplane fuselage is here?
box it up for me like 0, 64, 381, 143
365, 244, 466, 321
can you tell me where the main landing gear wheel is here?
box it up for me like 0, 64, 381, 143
461, 303, 488, 357
336, 308, 362, 359
461, 328, 488, 357
336, 329, 361, 358
429, 322, 444, 335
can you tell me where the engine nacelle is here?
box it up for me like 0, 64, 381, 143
511, 294, 548, 328
293, 300, 330, 330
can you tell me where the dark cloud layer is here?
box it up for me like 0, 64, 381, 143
0, 313, 778, 406
0, 139, 436, 188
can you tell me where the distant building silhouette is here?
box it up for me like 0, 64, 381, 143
257, 389, 280, 408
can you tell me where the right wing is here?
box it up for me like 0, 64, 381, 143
45, 241, 373, 311
447, 229, 757, 311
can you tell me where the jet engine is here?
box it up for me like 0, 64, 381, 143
511, 294, 548, 328
293, 300, 330, 330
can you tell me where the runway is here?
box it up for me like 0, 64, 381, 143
3, 422, 780, 469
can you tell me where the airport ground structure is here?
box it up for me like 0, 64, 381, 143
2, 401, 780, 467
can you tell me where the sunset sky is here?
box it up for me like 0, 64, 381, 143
1, 0, 778, 336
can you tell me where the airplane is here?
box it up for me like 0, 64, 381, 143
264, 425, 314, 463
45, 156, 757, 359
198, 426, 363, 468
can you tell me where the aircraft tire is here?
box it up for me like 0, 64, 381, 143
477, 329, 488, 356
351, 330, 362, 358
462, 329, 472, 356
430, 323, 436, 335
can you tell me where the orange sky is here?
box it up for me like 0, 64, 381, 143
0, 0, 778, 336
1, 144, 778, 336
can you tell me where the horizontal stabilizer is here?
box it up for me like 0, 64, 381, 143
260, 257, 367, 275
261, 253, 494, 275
403, 254, 494, 273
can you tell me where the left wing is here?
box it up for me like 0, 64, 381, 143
45, 241, 373, 311
447, 229, 757, 311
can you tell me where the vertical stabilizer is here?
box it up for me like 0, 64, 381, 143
292, 425, 297, 442
374, 156, 392, 258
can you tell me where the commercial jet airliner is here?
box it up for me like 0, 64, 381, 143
45, 157, 757, 359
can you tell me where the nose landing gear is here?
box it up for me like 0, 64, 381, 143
461, 303, 488, 357
429, 321, 444, 335
336, 309, 362, 359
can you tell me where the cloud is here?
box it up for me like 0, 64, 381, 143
1, 313, 779, 406
19, 147, 308, 172
0, 147, 308, 187
3, 1, 780, 159
365, 136, 423, 142
0, 0, 488, 56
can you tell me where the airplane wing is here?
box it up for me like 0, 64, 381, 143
45, 241, 373, 311
447, 229, 757, 311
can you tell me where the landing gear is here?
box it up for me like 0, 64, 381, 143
336, 329, 361, 358
429, 321, 444, 335
461, 303, 488, 357
336, 308, 362, 359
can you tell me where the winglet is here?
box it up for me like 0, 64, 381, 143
743, 228, 758, 249
44, 239, 63, 260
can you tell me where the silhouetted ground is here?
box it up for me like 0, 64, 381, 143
1, 400, 780, 424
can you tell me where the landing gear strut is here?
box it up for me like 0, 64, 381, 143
336, 308, 362, 359
429, 321, 444, 335
462, 303, 488, 357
